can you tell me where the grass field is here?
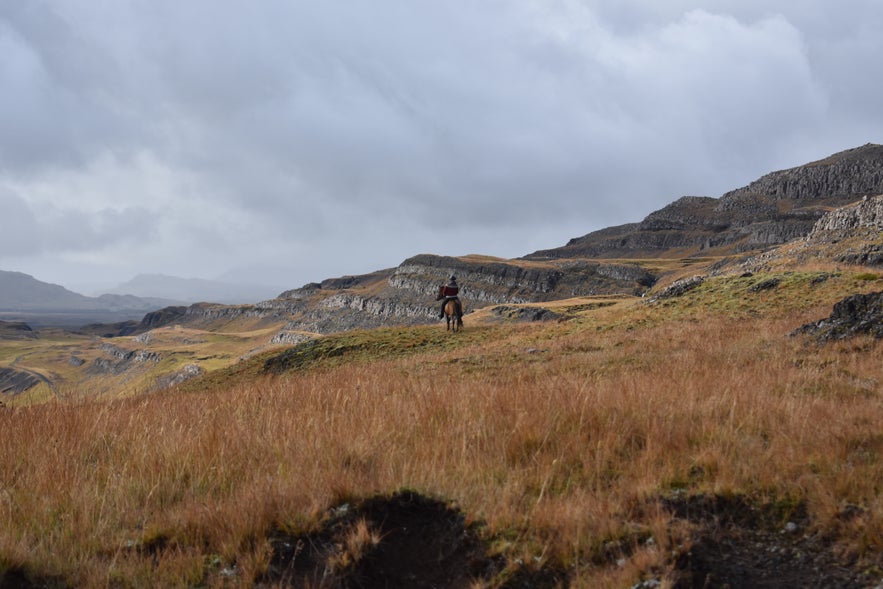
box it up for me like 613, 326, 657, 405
1, 268, 882, 587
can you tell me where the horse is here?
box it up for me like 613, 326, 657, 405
436, 286, 463, 332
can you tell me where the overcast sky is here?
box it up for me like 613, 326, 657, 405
1, 1, 882, 294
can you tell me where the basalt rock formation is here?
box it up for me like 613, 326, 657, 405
525, 144, 883, 260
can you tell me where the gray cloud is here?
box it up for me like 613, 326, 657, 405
0, 188, 40, 254
1, 1, 882, 290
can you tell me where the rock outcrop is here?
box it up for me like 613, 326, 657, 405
488, 305, 562, 323
794, 291, 883, 341
736, 194, 883, 273
152, 364, 203, 390
650, 275, 706, 300
0, 367, 44, 395
0, 321, 36, 340
808, 194, 883, 238
87, 344, 162, 375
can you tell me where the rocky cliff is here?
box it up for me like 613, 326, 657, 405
525, 144, 883, 260
733, 194, 883, 273
722, 144, 883, 206
123, 254, 656, 337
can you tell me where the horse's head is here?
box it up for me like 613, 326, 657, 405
435, 285, 445, 301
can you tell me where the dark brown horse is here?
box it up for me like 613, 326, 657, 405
436, 286, 463, 332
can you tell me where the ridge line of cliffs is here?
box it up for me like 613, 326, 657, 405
525, 143, 883, 260
116, 256, 656, 337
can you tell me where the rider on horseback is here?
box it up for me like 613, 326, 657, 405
438, 275, 462, 319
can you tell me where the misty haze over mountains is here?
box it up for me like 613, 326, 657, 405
105, 274, 286, 305
0, 270, 286, 328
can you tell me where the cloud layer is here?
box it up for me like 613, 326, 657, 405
1, 1, 881, 291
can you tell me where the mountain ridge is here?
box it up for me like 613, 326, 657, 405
524, 143, 883, 260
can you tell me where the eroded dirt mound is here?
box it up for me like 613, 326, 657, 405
261, 490, 565, 588
665, 494, 877, 589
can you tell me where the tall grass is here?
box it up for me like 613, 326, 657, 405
1, 310, 881, 587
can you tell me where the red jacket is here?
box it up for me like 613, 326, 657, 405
442, 285, 459, 297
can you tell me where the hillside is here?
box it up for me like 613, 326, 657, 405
3, 193, 882, 406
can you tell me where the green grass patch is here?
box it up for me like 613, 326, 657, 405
263, 324, 500, 374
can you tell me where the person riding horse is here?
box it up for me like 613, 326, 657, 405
438, 275, 462, 320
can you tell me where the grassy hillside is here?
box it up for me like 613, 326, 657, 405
1, 260, 882, 587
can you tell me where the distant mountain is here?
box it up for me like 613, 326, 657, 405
525, 143, 883, 260
108, 273, 283, 304
0, 270, 176, 328
0, 270, 91, 310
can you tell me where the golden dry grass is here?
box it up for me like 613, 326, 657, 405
1, 270, 882, 587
